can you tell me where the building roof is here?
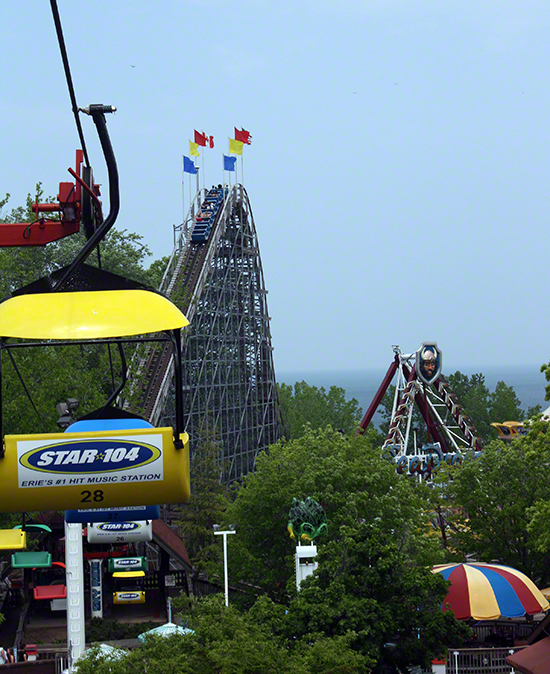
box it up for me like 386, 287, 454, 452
506, 636, 550, 674
152, 519, 192, 570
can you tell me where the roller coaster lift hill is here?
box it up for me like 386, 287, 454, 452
0, 102, 191, 512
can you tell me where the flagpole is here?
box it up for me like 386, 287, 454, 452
181, 156, 185, 240
189, 173, 195, 223
241, 155, 244, 186
227, 139, 231, 189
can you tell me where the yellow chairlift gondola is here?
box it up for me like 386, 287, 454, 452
112, 570, 146, 605
0, 529, 26, 551
0, 282, 191, 513
0, 519, 50, 550
0, 105, 190, 515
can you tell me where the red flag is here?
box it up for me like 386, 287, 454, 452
207, 135, 214, 149
234, 128, 252, 145
194, 130, 207, 147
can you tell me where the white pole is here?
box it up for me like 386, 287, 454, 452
214, 529, 236, 607
223, 534, 228, 606
65, 521, 85, 670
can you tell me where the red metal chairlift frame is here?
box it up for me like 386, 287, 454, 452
0, 149, 101, 246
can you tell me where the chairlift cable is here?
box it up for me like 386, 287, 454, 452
49, 1, 118, 390
50, 0, 91, 168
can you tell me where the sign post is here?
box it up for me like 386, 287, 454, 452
89, 559, 103, 619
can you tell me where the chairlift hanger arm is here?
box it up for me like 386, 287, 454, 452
54, 105, 119, 291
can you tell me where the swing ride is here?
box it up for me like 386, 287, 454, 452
360, 342, 484, 480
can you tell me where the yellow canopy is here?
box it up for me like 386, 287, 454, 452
0, 290, 188, 339
112, 570, 145, 578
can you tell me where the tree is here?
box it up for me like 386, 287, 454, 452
524, 419, 550, 560
539, 360, 550, 404
215, 423, 468, 670
287, 521, 470, 673
76, 594, 374, 674
225, 425, 447, 592
488, 380, 526, 424
277, 381, 362, 439
77, 591, 460, 674
445, 372, 528, 443
1, 343, 121, 435
436, 419, 550, 585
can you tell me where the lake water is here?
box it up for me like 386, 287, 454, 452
276, 364, 549, 427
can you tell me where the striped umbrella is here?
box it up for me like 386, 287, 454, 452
433, 562, 550, 620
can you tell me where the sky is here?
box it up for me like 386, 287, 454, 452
2, 1, 550, 375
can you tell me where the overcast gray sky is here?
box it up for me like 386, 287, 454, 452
2, 1, 549, 373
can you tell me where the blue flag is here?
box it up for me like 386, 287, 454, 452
224, 155, 236, 172
183, 156, 198, 174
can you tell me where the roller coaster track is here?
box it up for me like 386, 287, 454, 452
129, 184, 282, 483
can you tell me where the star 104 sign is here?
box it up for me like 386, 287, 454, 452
0, 427, 189, 513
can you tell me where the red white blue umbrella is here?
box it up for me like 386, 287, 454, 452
432, 562, 549, 621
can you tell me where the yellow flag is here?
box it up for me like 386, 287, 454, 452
229, 138, 244, 155
189, 141, 200, 157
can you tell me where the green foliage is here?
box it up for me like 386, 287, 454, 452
86, 618, 161, 642
78, 596, 293, 674
540, 360, 550, 402
225, 427, 445, 602
2, 343, 122, 434
147, 254, 171, 289
288, 521, 470, 673
525, 419, 550, 557
77, 580, 466, 674
277, 381, 362, 439
445, 372, 525, 443
436, 419, 550, 585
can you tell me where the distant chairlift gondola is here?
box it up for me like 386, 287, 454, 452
31, 561, 67, 604
112, 570, 145, 605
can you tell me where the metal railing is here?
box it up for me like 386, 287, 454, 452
445, 647, 523, 674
